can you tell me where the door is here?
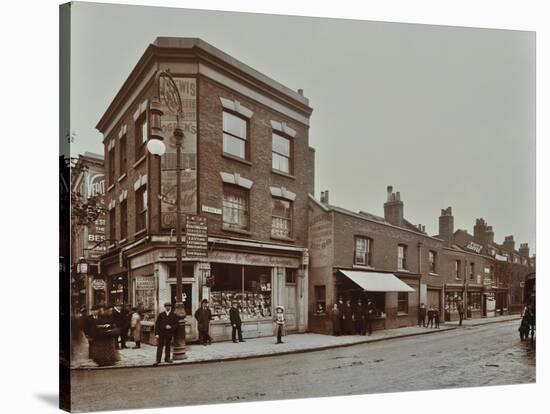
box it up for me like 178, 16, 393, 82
285, 284, 298, 332
427, 289, 441, 311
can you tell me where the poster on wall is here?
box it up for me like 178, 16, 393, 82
160, 77, 197, 228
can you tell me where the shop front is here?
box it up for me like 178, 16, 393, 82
125, 244, 308, 345
495, 288, 509, 316
466, 287, 483, 319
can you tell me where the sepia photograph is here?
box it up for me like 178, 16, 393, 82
57, 1, 536, 412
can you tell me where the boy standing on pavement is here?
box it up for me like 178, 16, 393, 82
418, 303, 427, 327
274, 305, 285, 344
229, 301, 244, 343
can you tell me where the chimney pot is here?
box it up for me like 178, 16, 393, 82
297, 89, 304, 96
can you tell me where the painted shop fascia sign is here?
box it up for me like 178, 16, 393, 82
209, 251, 300, 268
135, 276, 155, 290
186, 215, 208, 258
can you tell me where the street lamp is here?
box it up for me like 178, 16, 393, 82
148, 69, 187, 360
77, 257, 89, 312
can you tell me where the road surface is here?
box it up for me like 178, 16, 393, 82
71, 320, 535, 412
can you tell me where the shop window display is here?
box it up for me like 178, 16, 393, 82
468, 292, 481, 311
210, 264, 272, 321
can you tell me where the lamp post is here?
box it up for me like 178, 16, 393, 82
147, 69, 187, 360
77, 256, 89, 312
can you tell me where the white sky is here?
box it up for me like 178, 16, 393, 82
70, 2, 535, 251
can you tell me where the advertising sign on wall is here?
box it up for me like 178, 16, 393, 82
160, 77, 198, 228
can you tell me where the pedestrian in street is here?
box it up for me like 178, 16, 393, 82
113, 304, 129, 349
354, 298, 367, 335
129, 307, 142, 349
274, 305, 285, 344
338, 297, 345, 332
457, 299, 465, 326
418, 303, 427, 327
330, 303, 341, 336
154, 302, 179, 365
194, 299, 212, 346
365, 298, 375, 335
342, 299, 354, 335
433, 306, 440, 329
427, 305, 435, 328
90, 305, 121, 366
229, 301, 244, 343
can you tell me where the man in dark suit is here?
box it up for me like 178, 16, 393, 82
113, 304, 129, 349
194, 299, 212, 345
418, 303, 427, 327
365, 298, 375, 335
154, 302, 179, 365
457, 299, 465, 326
229, 301, 244, 343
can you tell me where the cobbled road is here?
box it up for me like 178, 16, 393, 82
71, 320, 535, 412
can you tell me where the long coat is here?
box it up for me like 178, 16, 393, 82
342, 305, 354, 334
129, 312, 142, 340
194, 307, 212, 332
229, 307, 242, 326
154, 311, 179, 336
330, 307, 341, 334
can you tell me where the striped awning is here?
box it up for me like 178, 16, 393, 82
338, 270, 415, 292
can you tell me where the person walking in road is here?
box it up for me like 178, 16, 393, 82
427, 305, 435, 328
194, 299, 212, 346
354, 299, 367, 335
330, 303, 341, 336
154, 302, 179, 365
229, 301, 244, 343
274, 305, 285, 344
457, 299, 465, 326
418, 303, 427, 327
129, 307, 142, 349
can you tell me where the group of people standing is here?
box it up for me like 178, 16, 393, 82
330, 297, 376, 336
417, 303, 441, 328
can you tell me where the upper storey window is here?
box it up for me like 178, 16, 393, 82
223, 111, 248, 160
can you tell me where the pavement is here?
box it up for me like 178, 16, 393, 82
71, 314, 520, 370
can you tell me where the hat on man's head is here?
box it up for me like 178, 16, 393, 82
201, 299, 208, 304
275, 305, 284, 312
164, 302, 172, 307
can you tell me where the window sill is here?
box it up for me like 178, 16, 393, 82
222, 152, 252, 166
429, 272, 439, 276
119, 238, 128, 245
107, 184, 115, 192
397, 312, 409, 316
133, 154, 147, 168
271, 169, 296, 180
117, 173, 127, 182
270, 235, 295, 243
222, 226, 251, 236
134, 228, 147, 238
397, 268, 409, 272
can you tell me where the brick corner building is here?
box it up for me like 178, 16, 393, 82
96, 38, 314, 343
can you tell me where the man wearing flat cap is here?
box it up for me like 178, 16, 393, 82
154, 302, 179, 365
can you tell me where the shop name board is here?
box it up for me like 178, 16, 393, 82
208, 251, 300, 268
186, 215, 208, 258
465, 241, 483, 254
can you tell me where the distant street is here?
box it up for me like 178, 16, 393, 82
71, 320, 535, 412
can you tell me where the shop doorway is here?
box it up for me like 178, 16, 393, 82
427, 289, 441, 313
285, 284, 297, 331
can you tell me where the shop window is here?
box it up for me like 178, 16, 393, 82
134, 113, 147, 160
428, 250, 437, 273
354, 236, 373, 266
397, 292, 409, 314
222, 185, 249, 231
397, 244, 407, 270
222, 111, 248, 160
272, 132, 292, 174
314, 285, 326, 314
445, 292, 463, 313
120, 199, 127, 240
108, 274, 128, 306
119, 134, 127, 175
468, 292, 481, 311
368, 292, 386, 317
109, 208, 116, 241
210, 264, 272, 321
134, 276, 156, 322
271, 198, 292, 238
285, 268, 297, 284
469, 262, 475, 280
135, 186, 147, 232
169, 283, 193, 316
455, 260, 462, 279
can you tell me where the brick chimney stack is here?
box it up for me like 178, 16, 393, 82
384, 185, 404, 227
502, 235, 515, 252
438, 207, 454, 244
519, 243, 530, 258
320, 190, 329, 206
474, 218, 491, 247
